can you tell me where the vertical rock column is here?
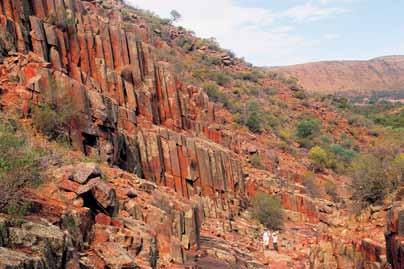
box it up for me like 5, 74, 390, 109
386, 205, 404, 269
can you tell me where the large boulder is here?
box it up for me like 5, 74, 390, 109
0, 218, 79, 269
68, 163, 102, 184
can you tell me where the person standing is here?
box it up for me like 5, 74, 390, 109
263, 229, 270, 250
272, 231, 279, 252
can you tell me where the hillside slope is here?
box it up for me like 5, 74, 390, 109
270, 56, 404, 94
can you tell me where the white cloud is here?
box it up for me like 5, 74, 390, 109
125, 0, 347, 66
324, 33, 341, 40
283, 2, 347, 22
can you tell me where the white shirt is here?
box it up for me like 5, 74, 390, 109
263, 231, 270, 244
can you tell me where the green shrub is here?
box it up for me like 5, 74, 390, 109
203, 82, 232, 110
263, 87, 278, 96
293, 91, 306, 99
32, 92, 76, 141
309, 146, 328, 171
0, 119, 43, 214
296, 119, 321, 139
264, 113, 280, 129
351, 154, 389, 205
387, 153, 404, 188
239, 70, 262, 82
251, 192, 283, 230
246, 112, 262, 133
212, 72, 231, 86
329, 144, 356, 164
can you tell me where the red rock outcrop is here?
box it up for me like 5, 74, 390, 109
0, 0, 245, 203
386, 204, 404, 269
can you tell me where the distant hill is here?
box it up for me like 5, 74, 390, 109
270, 56, 404, 94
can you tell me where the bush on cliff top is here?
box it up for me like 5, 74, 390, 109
251, 192, 283, 230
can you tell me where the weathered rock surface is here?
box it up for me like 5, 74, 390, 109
0, 0, 245, 202
386, 204, 404, 269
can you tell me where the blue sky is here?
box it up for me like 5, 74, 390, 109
126, 0, 404, 66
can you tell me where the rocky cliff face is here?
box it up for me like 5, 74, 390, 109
0, 0, 244, 200
385, 204, 404, 269
0, 0, 254, 267
269, 56, 404, 94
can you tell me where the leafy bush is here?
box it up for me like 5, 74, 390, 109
263, 87, 278, 96
246, 112, 262, 133
32, 91, 76, 141
238, 70, 262, 83
309, 146, 328, 171
296, 119, 321, 139
251, 192, 283, 230
203, 82, 232, 109
329, 144, 356, 166
293, 91, 306, 99
211, 72, 231, 86
387, 153, 404, 188
0, 119, 43, 214
351, 154, 389, 205
243, 101, 264, 133
264, 113, 280, 129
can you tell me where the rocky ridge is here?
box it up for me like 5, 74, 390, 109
269, 56, 404, 94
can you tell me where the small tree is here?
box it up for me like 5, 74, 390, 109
388, 153, 404, 187
251, 192, 283, 230
351, 154, 388, 205
170, 10, 182, 22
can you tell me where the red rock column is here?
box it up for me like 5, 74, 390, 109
386, 205, 404, 269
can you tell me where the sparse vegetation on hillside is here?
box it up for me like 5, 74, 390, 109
350, 129, 404, 206
302, 172, 320, 198
0, 118, 43, 215
251, 192, 283, 230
